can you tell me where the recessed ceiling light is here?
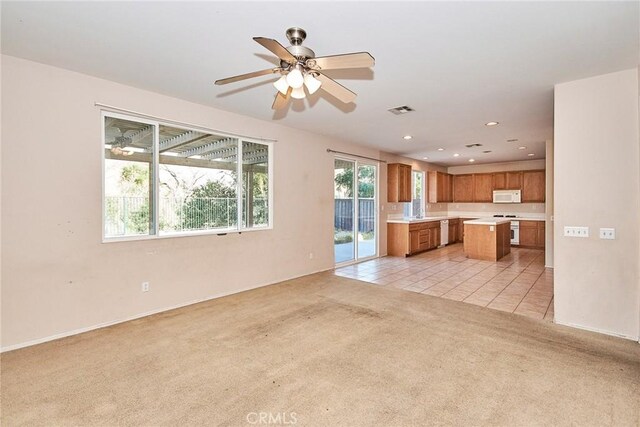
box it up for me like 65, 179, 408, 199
518, 146, 527, 150
453, 153, 460, 157
485, 121, 499, 126
423, 157, 429, 160
403, 135, 412, 140
506, 139, 518, 143
468, 158, 475, 162
528, 153, 535, 157
437, 148, 444, 151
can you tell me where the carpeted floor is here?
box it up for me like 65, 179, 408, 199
2, 272, 639, 426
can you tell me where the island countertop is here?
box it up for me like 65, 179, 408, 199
463, 218, 513, 226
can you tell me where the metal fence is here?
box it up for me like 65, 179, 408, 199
334, 198, 375, 233
105, 196, 268, 236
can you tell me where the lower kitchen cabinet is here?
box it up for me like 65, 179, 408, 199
517, 220, 545, 249
448, 219, 459, 243
388, 221, 443, 257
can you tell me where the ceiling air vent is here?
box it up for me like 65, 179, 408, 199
465, 143, 483, 148
388, 105, 415, 115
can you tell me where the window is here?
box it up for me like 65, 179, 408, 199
403, 170, 425, 218
103, 113, 272, 240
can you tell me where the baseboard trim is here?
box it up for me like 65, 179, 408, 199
1, 267, 334, 353
554, 319, 639, 342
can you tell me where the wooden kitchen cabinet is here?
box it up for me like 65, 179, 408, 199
518, 220, 545, 248
387, 163, 412, 202
473, 173, 493, 202
537, 222, 546, 247
493, 171, 523, 190
388, 221, 443, 256
464, 222, 511, 261
453, 174, 474, 202
522, 170, 545, 203
409, 230, 420, 253
448, 219, 459, 243
428, 171, 453, 203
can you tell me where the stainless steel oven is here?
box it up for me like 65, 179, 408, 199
510, 221, 520, 245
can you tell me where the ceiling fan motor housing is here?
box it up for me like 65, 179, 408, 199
285, 27, 315, 62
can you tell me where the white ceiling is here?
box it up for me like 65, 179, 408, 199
2, 1, 638, 166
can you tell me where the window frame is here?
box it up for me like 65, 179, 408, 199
403, 170, 425, 218
101, 111, 274, 242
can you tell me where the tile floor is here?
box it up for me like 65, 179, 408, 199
334, 243, 554, 322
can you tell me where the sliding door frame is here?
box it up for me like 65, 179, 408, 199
334, 155, 379, 267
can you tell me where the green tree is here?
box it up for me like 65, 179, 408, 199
118, 164, 151, 234
181, 180, 237, 230
334, 166, 375, 198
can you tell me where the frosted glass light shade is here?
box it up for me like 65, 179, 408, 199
290, 86, 306, 99
303, 74, 322, 94
273, 76, 289, 95
286, 68, 304, 89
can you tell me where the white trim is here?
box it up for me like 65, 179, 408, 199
554, 319, 639, 341
95, 102, 276, 143
1, 267, 333, 353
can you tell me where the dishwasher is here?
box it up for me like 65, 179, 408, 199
440, 219, 449, 247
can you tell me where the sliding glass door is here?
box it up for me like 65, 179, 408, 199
334, 158, 377, 264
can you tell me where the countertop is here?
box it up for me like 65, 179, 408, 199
387, 216, 545, 224
464, 218, 513, 226
387, 216, 468, 224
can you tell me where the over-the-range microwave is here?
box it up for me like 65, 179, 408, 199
493, 189, 521, 204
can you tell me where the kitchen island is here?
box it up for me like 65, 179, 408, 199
463, 218, 512, 261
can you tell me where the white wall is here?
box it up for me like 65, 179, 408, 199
0, 55, 384, 349
554, 68, 640, 340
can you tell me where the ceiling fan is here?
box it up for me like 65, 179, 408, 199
215, 27, 374, 109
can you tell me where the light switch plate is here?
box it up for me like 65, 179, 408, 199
564, 226, 589, 238
599, 228, 615, 240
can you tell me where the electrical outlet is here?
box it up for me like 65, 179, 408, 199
309, 252, 314, 259
141, 282, 150, 292
599, 228, 615, 240
563, 226, 589, 238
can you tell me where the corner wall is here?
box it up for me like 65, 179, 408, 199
554, 68, 640, 340
0, 55, 382, 349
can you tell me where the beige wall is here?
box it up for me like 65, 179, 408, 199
0, 56, 384, 349
554, 68, 640, 340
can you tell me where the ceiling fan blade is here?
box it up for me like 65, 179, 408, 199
215, 68, 279, 85
272, 88, 291, 110
315, 73, 357, 104
308, 52, 375, 71
253, 37, 297, 63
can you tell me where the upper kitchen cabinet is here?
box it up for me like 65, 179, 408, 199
473, 173, 493, 202
522, 170, 545, 202
387, 163, 412, 202
492, 171, 523, 190
453, 174, 474, 202
428, 171, 453, 203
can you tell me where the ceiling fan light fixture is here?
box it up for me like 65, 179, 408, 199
273, 75, 289, 95
290, 86, 306, 99
286, 67, 304, 89
303, 73, 322, 94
